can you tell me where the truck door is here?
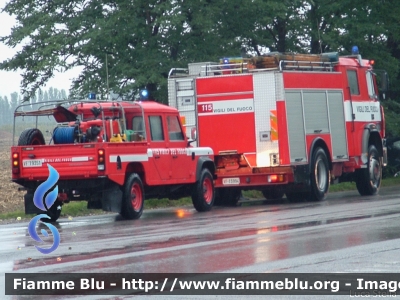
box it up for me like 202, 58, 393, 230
148, 115, 171, 180
166, 115, 193, 179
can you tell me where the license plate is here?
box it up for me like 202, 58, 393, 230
23, 159, 43, 167
222, 178, 240, 185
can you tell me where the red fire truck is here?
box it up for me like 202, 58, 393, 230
11, 98, 215, 221
168, 50, 388, 204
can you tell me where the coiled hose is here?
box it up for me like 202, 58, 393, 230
53, 127, 75, 144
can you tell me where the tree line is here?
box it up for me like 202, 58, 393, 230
1, 0, 400, 135
0, 87, 67, 125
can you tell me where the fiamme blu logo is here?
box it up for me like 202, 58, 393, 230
27, 164, 61, 254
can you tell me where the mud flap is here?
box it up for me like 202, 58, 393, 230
24, 193, 42, 215
101, 185, 123, 213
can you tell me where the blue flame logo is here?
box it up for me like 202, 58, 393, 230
28, 164, 61, 254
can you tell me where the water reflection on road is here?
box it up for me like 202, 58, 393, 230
2, 186, 400, 276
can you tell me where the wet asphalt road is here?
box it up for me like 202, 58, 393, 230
2, 186, 400, 299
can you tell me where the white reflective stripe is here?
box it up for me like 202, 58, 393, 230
110, 147, 213, 163
187, 147, 214, 156
197, 91, 253, 98
198, 99, 254, 116
109, 155, 149, 163
344, 101, 381, 122
71, 157, 89, 162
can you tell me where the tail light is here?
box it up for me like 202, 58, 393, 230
98, 149, 105, 171
268, 174, 284, 183
12, 152, 20, 174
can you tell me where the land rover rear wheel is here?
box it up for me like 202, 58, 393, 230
121, 173, 144, 219
192, 168, 214, 212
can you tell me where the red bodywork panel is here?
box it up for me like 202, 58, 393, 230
196, 75, 256, 154
283, 72, 343, 89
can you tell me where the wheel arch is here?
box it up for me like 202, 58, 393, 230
362, 125, 384, 159
308, 138, 332, 172
195, 157, 215, 182
124, 162, 145, 186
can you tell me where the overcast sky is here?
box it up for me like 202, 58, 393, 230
0, 0, 78, 99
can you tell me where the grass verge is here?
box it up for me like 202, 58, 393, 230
1, 176, 400, 222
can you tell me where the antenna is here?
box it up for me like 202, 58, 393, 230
106, 53, 110, 100
317, 20, 322, 54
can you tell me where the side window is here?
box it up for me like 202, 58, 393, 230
131, 116, 146, 140
366, 71, 376, 99
347, 70, 360, 95
132, 116, 144, 133
167, 116, 184, 141
149, 116, 164, 141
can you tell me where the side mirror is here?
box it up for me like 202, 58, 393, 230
374, 69, 389, 99
379, 71, 389, 93
186, 127, 197, 147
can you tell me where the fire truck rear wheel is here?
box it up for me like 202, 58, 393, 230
356, 145, 382, 196
18, 128, 45, 145
192, 168, 214, 212
121, 173, 144, 219
309, 147, 330, 201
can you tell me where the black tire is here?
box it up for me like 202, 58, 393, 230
41, 200, 63, 223
213, 188, 241, 206
308, 147, 330, 201
356, 145, 382, 196
121, 173, 144, 219
192, 169, 214, 212
262, 188, 285, 200
18, 128, 45, 146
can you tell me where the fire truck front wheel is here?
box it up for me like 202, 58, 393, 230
121, 173, 144, 219
309, 147, 330, 201
192, 168, 215, 212
356, 145, 382, 196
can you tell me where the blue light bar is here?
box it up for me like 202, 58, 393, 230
140, 89, 149, 100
